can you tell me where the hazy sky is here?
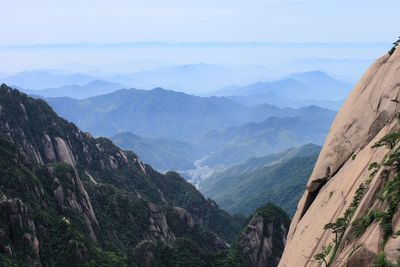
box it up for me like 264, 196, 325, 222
0, 0, 397, 78
2, 0, 399, 44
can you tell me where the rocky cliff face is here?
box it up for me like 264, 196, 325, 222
0, 85, 245, 266
280, 44, 400, 266
239, 203, 290, 267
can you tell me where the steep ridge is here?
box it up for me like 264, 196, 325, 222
280, 44, 400, 266
144, 202, 290, 267
0, 85, 248, 266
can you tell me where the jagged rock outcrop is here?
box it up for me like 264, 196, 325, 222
239, 203, 290, 267
173, 207, 196, 228
280, 44, 400, 266
0, 198, 41, 266
146, 203, 176, 244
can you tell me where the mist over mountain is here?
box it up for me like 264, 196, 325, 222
1, 68, 353, 114
21, 80, 126, 99
0, 64, 270, 96
1, 42, 387, 85
217, 71, 352, 109
106, 64, 270, 94
1, 67, 353, 103
218, 78, 309, 97
0, 70, 97, 90
288, 71, 350, 94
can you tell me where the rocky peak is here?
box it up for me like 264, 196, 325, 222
239, 203, 290, 267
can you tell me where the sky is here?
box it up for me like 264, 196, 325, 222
2, 0, 399, 45
0, 0, 398, 80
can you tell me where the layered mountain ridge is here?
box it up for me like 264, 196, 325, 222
45, 87, 335, 142
44, 89, 334, 175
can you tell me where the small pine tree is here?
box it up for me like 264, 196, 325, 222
372, 132, 400, 149
389, 36, 400, 55
324, 218, 347, 248
314, 244, 332, 267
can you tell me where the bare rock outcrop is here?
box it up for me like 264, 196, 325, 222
239, 203, 290, 267
54, 137, 76, 167
280, 46, 400, 266
43, 134, 56, 161
146, 203, 176, 244
173, 206, 196, 228
0, 198, 41, 266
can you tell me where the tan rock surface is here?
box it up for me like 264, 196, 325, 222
54, 137, 76, 167
279, 48, 400, 267
384, 208, 400, 264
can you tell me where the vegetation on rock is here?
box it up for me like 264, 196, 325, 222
314, 129, 400, 266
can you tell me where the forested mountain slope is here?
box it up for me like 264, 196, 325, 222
0, 85, 244, 266
0, 84, 290, 267
201, 144, 321, 216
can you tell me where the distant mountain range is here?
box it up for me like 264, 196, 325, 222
199, 106, 334, 167
229, 92, 344, 110
218, 71, 351, 99
21, 80, 126, 99
200, 144, 321, 216
109, 64, 242, 93
2, 69, 352, 109
46, 88, 245, 140
1, 64, 270, 94
288, 71, 350, 98
217, 71, 352, 110
46, 87, 312, 140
